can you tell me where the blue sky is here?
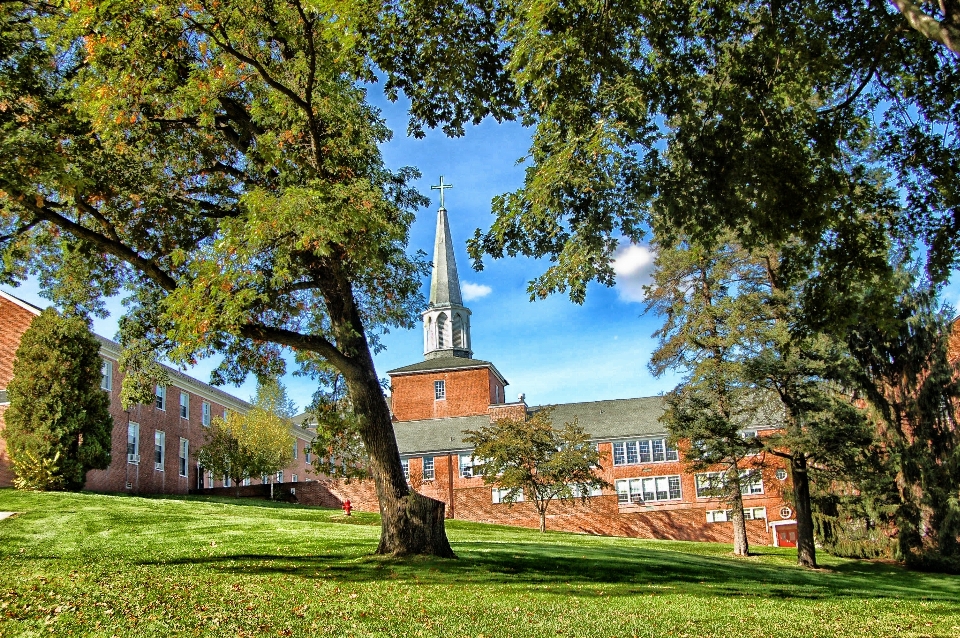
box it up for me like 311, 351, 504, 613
5, 85, 957, 412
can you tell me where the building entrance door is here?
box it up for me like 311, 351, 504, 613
776, 524, 798, 547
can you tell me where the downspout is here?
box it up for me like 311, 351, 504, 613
448, 453, 455, 519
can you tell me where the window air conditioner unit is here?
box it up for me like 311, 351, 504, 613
127, 454, 140, 464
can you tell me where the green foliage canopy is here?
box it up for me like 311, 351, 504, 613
464, 409, 607, 533
2, 308, 112, 490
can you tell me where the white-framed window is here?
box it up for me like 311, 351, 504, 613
435, 380, 446, 400
207, 471, 213, 488
127, 422, 140, 464
615, 475, 682, 504
179, 392, 189, 419
223, 408, 229, 420
155, 385, 166, 411
179, 438, 189, 477
567, 484, 603, 498
492, 487, 523, 504
292, 441, 298, 460
202, 401, 211, 427
706, 507, 767, 523
261, 474, 269, 484
401, 458, 410, 481
242, 477, 251, 486
305, 447, 312, 465
292, 474, 298, 483
459, 454, 475, 478
696, 471, 764, 497
101, 360, 113, 391
276, 470, 284, 483
223, 476, 231, 488
611, 438, 679, 466
154, 430, 165, 471
776, 468, 788, 481
422, 456, 435, 481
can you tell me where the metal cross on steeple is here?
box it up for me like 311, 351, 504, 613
431, 176, 453, 209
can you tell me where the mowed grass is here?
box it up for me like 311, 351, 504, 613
0, 490, 957, 638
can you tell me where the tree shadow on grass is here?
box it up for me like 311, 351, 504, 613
137, 540, 960, 604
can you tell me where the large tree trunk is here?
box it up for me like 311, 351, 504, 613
791, 453, 817, 568
321, 260, 454, 558
727, 466, 750, 556
347, 359, 455, 557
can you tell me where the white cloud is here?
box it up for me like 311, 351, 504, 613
612, 243, 655, 303
462, 281, 493, 301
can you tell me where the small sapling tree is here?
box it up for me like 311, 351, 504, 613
196, 379, 295, 497
2, 308, 112, 490
464, 409, 607, 533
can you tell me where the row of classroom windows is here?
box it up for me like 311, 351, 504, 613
400, 452, 766, 503
101, 360, 227, 426
402, 443, 682, 482
125, 423, 313, 475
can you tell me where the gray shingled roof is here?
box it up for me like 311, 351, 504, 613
395, 414, 492, 454
530, 396, 669, 440
393, 397, 670, 455
387, 356, 507, 383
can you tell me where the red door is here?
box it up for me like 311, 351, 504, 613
777, 524, 798, 547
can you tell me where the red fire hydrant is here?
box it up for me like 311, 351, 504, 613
342, 499, 352, 516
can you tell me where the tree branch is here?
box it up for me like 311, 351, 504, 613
2, 184, 178, 291
238, 322, 360, 377
0, 217, 40, 242
890, 0, 960, 54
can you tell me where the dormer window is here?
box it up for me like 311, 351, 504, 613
435, 380, 446, 400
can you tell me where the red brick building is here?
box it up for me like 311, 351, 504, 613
0, 290, 315, 494
318, 204, 798, 547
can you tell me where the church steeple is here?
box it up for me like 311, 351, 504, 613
423, 178, 472, 360
428, 206, 463, 307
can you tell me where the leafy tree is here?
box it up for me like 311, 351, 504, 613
195, 419, 250, 497
0, 2, 454, 556
646, 237, 763, 556
1, 308, 112, 490
647, 235, 877, 565
842, 282, 960, 570
726, 245, 876, 568
197, 378, 297, 497
463, 409, 607, 533
451, 1, 954, 294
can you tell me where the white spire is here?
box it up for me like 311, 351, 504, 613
423, 184, 472, 360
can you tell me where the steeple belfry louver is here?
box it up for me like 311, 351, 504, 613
422, 177, 472, 360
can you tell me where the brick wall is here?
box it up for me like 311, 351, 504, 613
0, 295, 312, 492
0, 295, 37, 388
390, 367, 499, 421
191, 480, 344, 508
323, 447, 790, 546
488, 403, 527, 422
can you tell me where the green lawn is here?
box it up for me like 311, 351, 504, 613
0, 490, 957, 637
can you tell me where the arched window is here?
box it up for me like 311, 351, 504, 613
437, 313, 447, 349
453, 313, 464, 348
